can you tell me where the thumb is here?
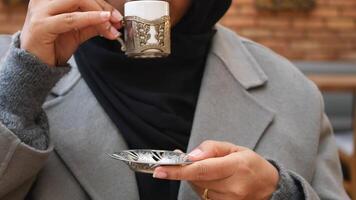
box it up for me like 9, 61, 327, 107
187, 140, 246, 161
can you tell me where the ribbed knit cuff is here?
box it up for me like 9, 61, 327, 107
269, 159, 305, 200
0, 32, 71, 150
0, 32, 70, 119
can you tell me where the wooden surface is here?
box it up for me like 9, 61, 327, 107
308, 75, 356, 92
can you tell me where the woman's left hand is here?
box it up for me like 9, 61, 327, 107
153, 140, 279, 200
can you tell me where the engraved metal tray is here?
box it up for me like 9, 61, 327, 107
108, 150, 192, 174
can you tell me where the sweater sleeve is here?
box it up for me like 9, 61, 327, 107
269, 159, 305, 199
0, 32, 70, 150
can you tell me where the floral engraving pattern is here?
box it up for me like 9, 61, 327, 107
124, 15, 171, 57
136, 22, 151, 47
108, 150, 192, 174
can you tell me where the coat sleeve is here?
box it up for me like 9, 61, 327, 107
308, 111, 349, 199
271, 92, 350, 200
0, 33, 70, 199
0, 124, 53, 199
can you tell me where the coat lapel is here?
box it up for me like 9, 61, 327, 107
187, 54, 275, 151
178, 25, 275, 200
44, 59, 139, 200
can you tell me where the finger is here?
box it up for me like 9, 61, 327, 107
77, 26, 102, 44
192, 179, 229, 193
47, 11, 119, 38
112, 21, 123, 30
47, 0, 95, 15
94, 0, 123, 23
46, 0, 121, 38
153, 153, 239, 181
191, 183, 227, 200
111, 9, 124, 23
47, 0, 118, 18
85, 0, 123, 33
187, 140, 246, 161
191, 181, 238, 200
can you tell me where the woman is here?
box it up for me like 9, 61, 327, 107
0, 0, 349, 199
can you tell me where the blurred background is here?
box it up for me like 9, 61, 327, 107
0, 0, 356, 198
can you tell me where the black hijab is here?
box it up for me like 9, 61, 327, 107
74, 0, 231, 199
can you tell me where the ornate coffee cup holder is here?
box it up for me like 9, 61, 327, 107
117, 15, 171, 58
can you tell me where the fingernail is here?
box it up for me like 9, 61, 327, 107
188, 149, 203, 158
153, 171, 167, 179
100, 11, 111, 20
112, 10, 123, 22
110, 26, 120, 37
174, 149, 183, 153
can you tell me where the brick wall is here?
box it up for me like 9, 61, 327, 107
220, 0, 356, 60
0, 2, 26, 34
1, 0, 356, 61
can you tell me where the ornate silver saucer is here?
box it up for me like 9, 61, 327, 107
108, 150, 193, 174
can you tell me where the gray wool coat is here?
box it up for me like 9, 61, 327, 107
0, 25, 349, 200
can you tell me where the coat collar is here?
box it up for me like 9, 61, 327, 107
210, 25, 268, 90
47, 25, 274, 200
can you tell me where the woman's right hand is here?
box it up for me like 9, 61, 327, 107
20, 0, 123, 66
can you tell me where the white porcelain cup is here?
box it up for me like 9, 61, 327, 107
125, 0, 169, 21
117, 0, 171, 58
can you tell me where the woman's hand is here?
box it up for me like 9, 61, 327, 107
153, 141, 279, 200
21, 0, 123, 66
